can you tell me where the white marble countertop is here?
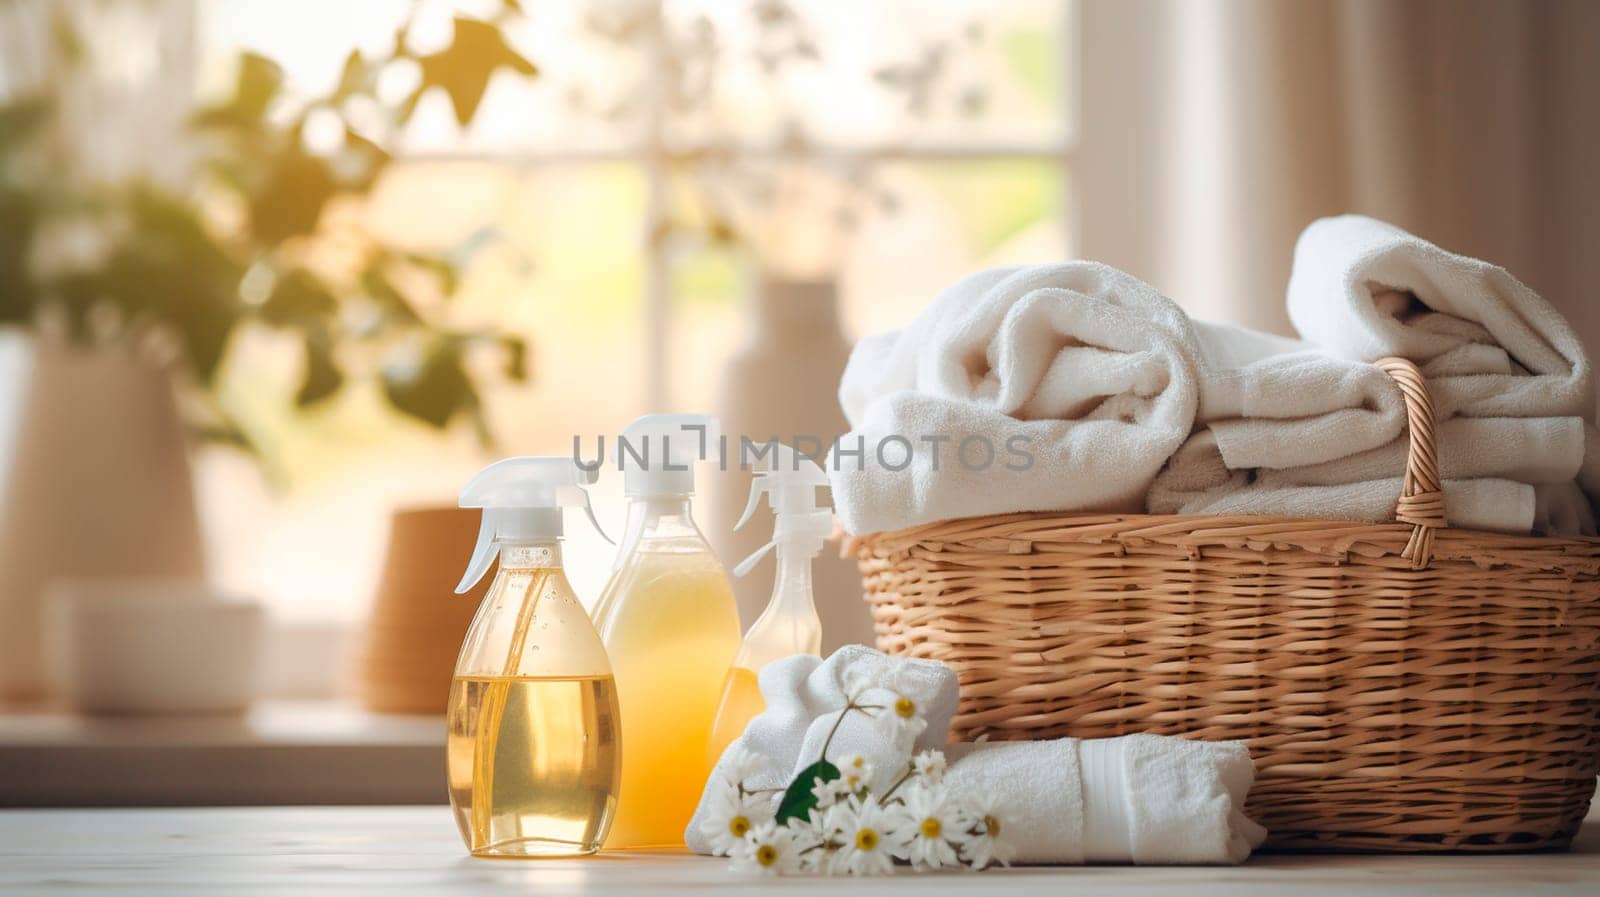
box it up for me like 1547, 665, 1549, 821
1, 805, 1597, 896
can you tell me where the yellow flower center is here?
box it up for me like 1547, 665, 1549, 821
920, 817, 942, 838
851, 756, 865, 768
894, 697, 916, 718
846, 774, 860, 786
755, 844, 778, 867
729, 815, 750, 838
855, 828, 879, 851
984, 814, 1001, 837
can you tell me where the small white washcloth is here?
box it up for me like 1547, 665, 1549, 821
945, 735, 1266, 865
685, 646, 959, 853
831, 263, 1202, 535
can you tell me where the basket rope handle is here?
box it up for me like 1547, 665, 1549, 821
1375, 357, 1443, 568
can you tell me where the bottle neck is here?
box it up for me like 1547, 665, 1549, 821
497, 539, 563, 571
613, 494, 704, 568
763, 545, 817, 617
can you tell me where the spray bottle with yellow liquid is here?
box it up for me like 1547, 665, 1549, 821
447, 456, 619, 858
590, 413, 743, 849
706, 442, 829, 764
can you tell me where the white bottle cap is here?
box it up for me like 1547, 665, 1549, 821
454, 456, 611, 594
618, 413, 719, 497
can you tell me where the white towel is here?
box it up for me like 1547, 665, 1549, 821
687, 646, 1267, 865
1289, 214, 1600, 511
1287, 215, 1594, 422
944, 735, 1266, 865
830, 263, 1202, 535
686, 646, 959, 853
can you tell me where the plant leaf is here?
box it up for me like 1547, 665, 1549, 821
774, 759, 840, 826
296, 335, 343, 406
500, 334, 528, 381
260, 268, 337, 326
415, 17, 538, 127
191, 52, 283, 132
248, 149, 339, 243
382, 340, 475, 428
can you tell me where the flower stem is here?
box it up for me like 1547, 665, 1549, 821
878, 766, 915, 802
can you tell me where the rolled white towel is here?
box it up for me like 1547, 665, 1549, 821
831, 263, 1202, 535
942, 734, 1265, 865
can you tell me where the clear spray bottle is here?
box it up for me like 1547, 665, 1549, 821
447, 456, 619, 858
705, 441, 830, 763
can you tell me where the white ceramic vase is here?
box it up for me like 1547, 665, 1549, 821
708, 274, 874, 652
0, 341, 205, 699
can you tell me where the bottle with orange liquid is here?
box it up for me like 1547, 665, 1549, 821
705, 442, 829, 764
591, 414, 742, 849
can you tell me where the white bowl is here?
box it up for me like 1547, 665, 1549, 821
45, 580, 265, 715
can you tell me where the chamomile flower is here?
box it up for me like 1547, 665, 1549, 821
889, 783, 964, 870
811, 775, 854, 808
840, 754, 874, 791
829, 795, 896, 876
910, 749, 947, 784
877, 669, 931, 740
722, 744, 770, 788
698, 783, 772, 857
956, 789, 1016, 870
732, 821, 800, 876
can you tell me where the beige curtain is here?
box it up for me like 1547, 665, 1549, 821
1076, 0, 1600, 350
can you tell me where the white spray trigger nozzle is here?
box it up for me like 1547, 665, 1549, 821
454, 456, 610, 595
733, 442, 832, 577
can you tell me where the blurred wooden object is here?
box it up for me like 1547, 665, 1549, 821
0, 342, 204, 699
357, 507, 487, 714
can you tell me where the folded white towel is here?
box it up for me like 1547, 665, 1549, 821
945, 735, 1266, 865
1287, 215, 1594, 422
830, 263, 1201, 535
685, 646, 959, 853
1291, 214, 1599, 499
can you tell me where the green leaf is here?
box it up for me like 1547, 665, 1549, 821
500, 334, 528, 382
0, 96, 52, 153
248, 149, 338, 243
260, 268, 337, 326
382, 341, 476, 428
415, 17, 538, 126
774, 759, 839, 826
296, 335, 343, 406
191, 52, 283, 133
361, 264, 423, 324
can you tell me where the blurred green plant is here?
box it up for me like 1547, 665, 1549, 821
0, 0, 537, 455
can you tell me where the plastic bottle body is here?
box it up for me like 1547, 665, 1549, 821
591, 496, 741, 849
706, 548, 822, 763
447, 542, 620, 858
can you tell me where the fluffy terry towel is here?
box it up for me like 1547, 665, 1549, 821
832, 263, 1201, 535
1288, 214, 1599, 506
1150, 215, 1596, 534
687, 646, 1267, 865
945, 735, 1265, 865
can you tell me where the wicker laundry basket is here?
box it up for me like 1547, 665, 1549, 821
850, 358, 1600, 852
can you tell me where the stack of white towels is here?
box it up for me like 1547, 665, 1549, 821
832, 215, 1598, 537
